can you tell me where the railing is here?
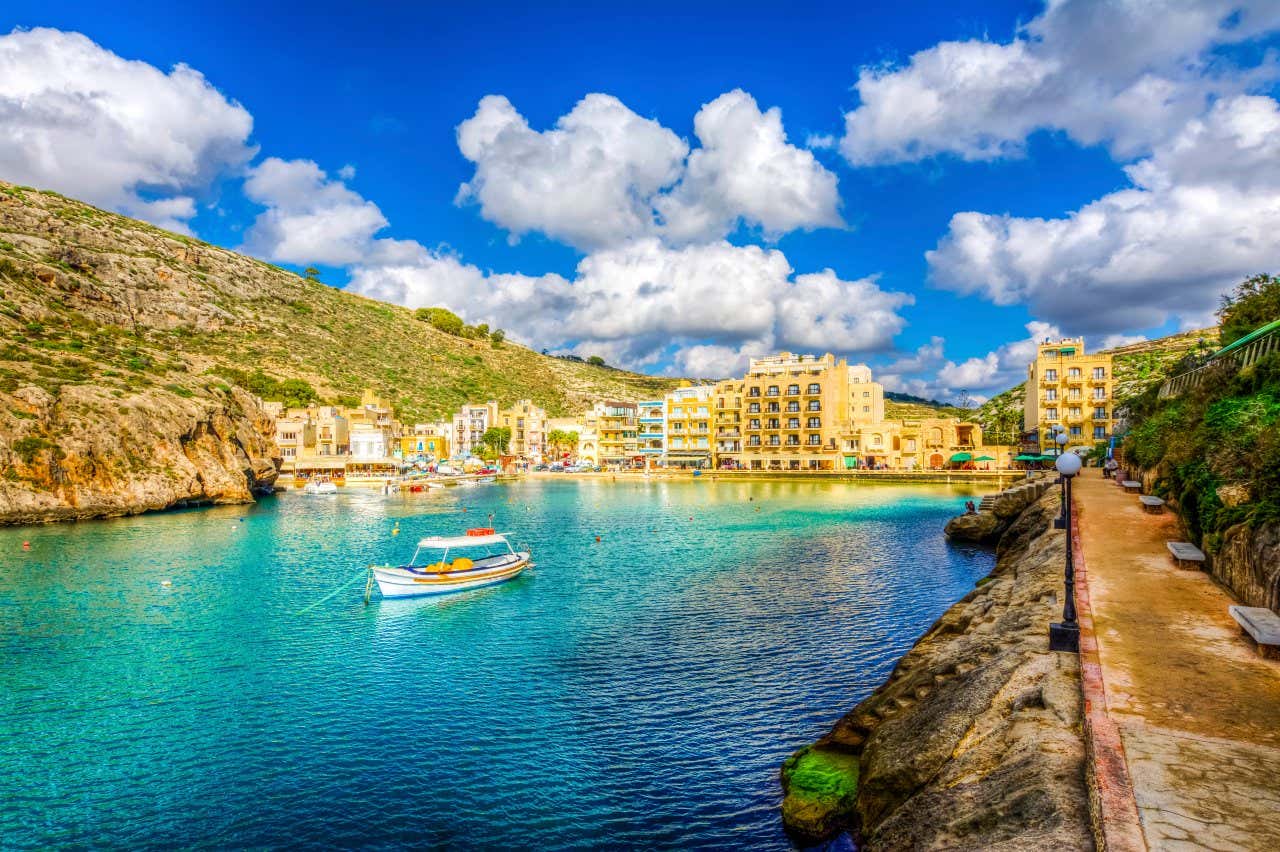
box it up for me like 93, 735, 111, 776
1159, 318, 1280, 399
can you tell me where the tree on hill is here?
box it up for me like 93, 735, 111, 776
587, 355, 607, 367
303, 267, 321, 283
1219, 273, 1280, 346
490, 329, 505, 347
413, 306, 465, 336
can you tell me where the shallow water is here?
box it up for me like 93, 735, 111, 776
0, 478, 993, 849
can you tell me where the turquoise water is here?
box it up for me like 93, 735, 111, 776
1, 478, 992, 849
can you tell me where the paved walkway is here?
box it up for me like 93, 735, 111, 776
1075, 470, 1280, 851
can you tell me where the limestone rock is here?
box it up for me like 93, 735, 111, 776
782, 491, 1092, 850
944, 511, 1004, 543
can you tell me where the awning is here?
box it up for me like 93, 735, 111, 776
949, 452, 973, 462
1013, 454, 1041, 462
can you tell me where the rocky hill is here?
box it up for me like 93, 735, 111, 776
0, 182, 679, 523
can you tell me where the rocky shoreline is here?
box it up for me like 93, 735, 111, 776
781, 487, 1093, 849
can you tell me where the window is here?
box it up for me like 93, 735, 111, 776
1069, 367, 1081, 377
862, 391, 870, 398
786, 401, 800, 412
1045, 369, 1057, 380
863, 405, 870, 413
763, 402, 778, 413
1094, 407, 1107, 419
786, 384, 800, 395
747, 437, 761, 447
1069, 407, 1081, 418
768, 435, 780, 446
1093, 367, 1106, 379
748, 419, 760, 429
807, 434, 821, 445
807, 400, 821, 411
1047, 407, 1058, 419
1093, 388, 1106, 400
1069, 388, 1081, 399
766, 385, 779, 397
767, 418, 779, 429
1045, 388, 1057, 400
1094, 426, 1107, 439
906, 439, 917, 451
786, 435, 800, 446
1070, 425, 1082, 436
787, 417, 800, 429
747, 402, 760, 413
748, 387, 760, 398
807, 417, 821, 429
807, 383, 821, 394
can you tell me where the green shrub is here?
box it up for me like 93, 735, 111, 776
12, 436, 54, 463
165, 384, 195, 398
413, 307, 465, 336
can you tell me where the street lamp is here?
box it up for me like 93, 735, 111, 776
1054, 431, 1070, 529
1050, 450, 1082, 652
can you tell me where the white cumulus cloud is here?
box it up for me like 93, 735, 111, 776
455, 89, 842, 251
841, 0, 1280, 165
241, 157, 389, 266
0, 27, 255, 231
928, 94, 1280, 333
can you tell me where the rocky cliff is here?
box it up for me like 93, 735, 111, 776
781, 490, 1092, 850
1, 383, 278, 524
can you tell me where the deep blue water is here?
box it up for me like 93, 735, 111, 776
0, 478, 993, 849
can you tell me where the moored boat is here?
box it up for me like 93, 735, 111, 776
303, 477, 338, 495
370, 529, 530, 598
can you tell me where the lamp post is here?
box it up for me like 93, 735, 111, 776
1054, 431, 1069, 530
1050, 450, 1082, 652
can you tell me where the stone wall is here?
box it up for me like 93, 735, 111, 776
781, 489, 1093, 849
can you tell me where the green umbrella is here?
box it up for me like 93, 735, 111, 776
975, 455, 996, 461
1013, 454, 1041, 462
949, 452, 973, 462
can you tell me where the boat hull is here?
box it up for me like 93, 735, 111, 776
372, 554, 530, 598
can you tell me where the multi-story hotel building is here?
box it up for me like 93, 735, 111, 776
452, 401, 499, 457
712, 379, 744, 469
400, 422, 451, 461
595, 401, 639, 467
739, 352, 853, 471
1023, 337, 1115, 452
637, 399, 666, 464
499, 399, 548, 463
663, 384, 714, 468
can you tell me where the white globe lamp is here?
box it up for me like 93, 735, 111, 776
1055, 451, 1082, 477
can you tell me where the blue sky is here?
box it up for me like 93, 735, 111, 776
3, 1, 1279, 400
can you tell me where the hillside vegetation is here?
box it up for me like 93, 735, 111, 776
0, 180, 678, 423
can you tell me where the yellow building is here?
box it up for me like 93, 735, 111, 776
595, 401, 639, 467
712, 379, 744, 469
847, 364, 885, 424
664, 384, 714, 468
499, 399, 548, 463
740, 352, 851, 470
1023, 337, 1115, 452
399, 422, 451, 461
840, 418, 984, 469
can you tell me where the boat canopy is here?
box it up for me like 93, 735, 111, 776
417, 533, 511, 548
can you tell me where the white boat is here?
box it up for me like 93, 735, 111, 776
303, 478, 338, 495
370, 529, 530, 598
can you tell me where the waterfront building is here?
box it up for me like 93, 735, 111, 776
399, 422, 451, 461
273, 414, 308, 465
712, 379, 744, 469
452, 401, 499, 458
840, 418, 984, 470
1023, 337, 1115, 452
663, 384, 714, 468
847, 365, 885, 424
637, 399, 666, 466
499, 399, 548, 463
546, 416, 584, 464
576, 410, 601, 466
739, 352, 851, 471
595, 401, 639, 467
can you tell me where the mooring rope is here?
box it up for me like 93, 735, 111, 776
293, 568, 370, 615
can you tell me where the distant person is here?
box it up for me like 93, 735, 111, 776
965, 500, 977, 514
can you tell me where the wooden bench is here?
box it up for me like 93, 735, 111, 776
1229, 606, 1280, 661
1121, 480, 1142, 493
1167, 541, 1206, 569
1138, 495, 1165, 514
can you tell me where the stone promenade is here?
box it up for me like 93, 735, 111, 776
1075, 470, 1280, 851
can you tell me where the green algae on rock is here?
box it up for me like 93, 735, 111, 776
780, 745, 860, 845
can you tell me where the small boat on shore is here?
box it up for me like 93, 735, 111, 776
303, 478, 338, 495
370, 529, 531, 598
